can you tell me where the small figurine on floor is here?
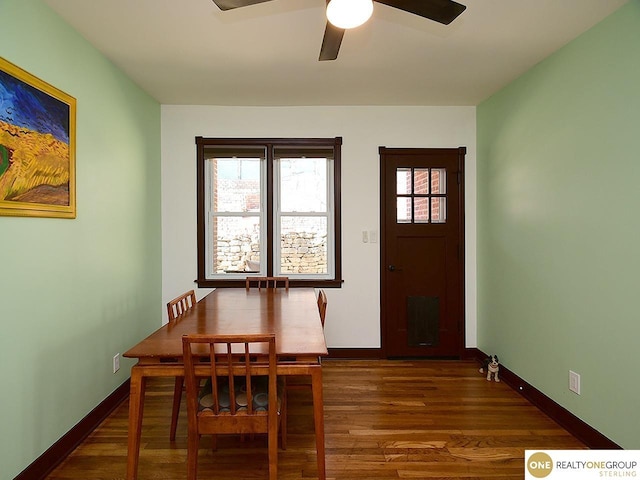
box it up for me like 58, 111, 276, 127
479, 354, 500, 382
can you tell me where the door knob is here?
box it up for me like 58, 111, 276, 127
388, 265, 396, 272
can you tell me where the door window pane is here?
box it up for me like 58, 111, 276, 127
414, 168, 429, 195
414, 197, 429, 223
431, 168, 446, 195
397, 197, 412, 223
396, 168, 411, 195
431, 198, 447, 223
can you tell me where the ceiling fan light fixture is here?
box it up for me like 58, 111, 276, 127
326, 0, 374, 29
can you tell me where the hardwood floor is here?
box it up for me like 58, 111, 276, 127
47, 360, 585, 480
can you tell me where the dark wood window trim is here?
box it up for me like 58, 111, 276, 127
195, 136, 343, 288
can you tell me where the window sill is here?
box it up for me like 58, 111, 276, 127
195, 279, 343, 289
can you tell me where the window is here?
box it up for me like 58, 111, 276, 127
196, 137, 342, 288
396, 167, 447, 224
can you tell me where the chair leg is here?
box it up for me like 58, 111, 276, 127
268, 425, 278, 480
170, 377, 183, 441
187, 433, 200, 480
280, 390, 287, 450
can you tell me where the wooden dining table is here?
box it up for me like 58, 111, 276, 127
123, 287, 328, 480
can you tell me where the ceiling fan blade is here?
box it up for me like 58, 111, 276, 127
212, 0, 276, 11
319, 21, 345, 61
374, 0, 466, 25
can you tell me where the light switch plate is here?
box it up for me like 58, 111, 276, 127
569, 370, 580, 395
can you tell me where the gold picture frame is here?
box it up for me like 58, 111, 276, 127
0, 57, 76, 218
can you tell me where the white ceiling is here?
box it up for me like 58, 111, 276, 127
44, 0, 628, 106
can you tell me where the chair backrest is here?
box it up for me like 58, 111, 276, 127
182, 334, 278, 436
245, 276, 289, 291
167, 290, 196, 321
317, 289, 328, 327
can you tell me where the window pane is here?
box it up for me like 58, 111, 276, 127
414, 197, 429, 223
431, 168, 446, 195
210, 157, 261, 213
212, 216, 260, 273
396, 168, 411, 195
397, 197, 412, 223
414, 168, 429, 194
280, 216, 327, 274
280, 158, 327, 212
431, 197, 447, 223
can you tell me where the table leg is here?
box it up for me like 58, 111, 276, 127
126, 366, 146, 480
310, 366, 326, 480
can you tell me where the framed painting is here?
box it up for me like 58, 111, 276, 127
0, 57, 76, 218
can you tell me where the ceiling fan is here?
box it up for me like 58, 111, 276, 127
211, 0, 466, 61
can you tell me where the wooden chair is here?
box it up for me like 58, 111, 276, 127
167, 290, 196, 319
245, 276, 289, 290
317, 289, 328, 327
167, 290, 197, 441
286, 290, 327, 395
182, 333, 286, 480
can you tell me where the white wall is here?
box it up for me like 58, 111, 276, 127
161, 105, 476, 349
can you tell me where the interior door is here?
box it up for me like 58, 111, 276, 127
380, 147, 465, 358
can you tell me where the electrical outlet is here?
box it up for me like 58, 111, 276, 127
113, 353, 120, 374
569, 370, 580, 395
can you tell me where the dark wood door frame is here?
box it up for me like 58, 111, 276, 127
379, 146, 466, 358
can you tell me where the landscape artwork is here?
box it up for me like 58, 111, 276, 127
0, 57, 76, 218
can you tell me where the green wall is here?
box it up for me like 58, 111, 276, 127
477, 0, 640, 449
0, 1, 162, 478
